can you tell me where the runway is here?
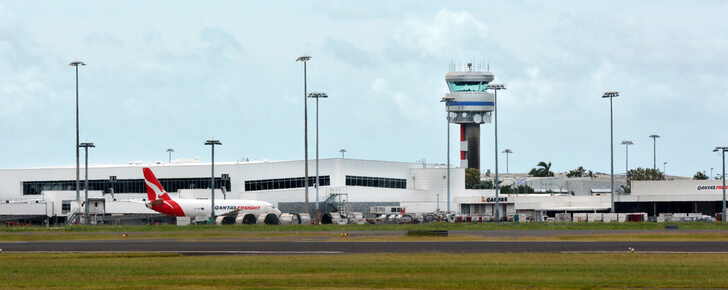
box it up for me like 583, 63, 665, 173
2, 240, 727, 255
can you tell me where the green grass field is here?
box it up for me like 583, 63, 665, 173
2, 222, 728, 242
2, 223, 727, 288
0, 252, 726, 289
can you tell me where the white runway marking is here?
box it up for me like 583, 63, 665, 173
562, 251, 728, 254
2, 250, 344, 255
174, 251, 344, 255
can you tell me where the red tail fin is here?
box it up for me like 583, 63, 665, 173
143, 168, 171, 201
401, 207, 406, 215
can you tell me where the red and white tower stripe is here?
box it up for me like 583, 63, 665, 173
460, 125, 467, 168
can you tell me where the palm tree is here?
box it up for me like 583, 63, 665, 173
693, 171, 709, 180
529, 161, 554, 177
465, 168, 481, 188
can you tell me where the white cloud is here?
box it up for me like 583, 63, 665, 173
0, 4, 18, 36
369, 78, 429, 122
395, 9, 488, 57
589, 60, 616, 94
85, 31, 124, 47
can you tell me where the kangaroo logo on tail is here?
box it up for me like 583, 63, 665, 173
143, 167, 171, 202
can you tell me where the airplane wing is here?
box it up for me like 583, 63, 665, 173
219, 209, 243, 217
217, 208, 262, 217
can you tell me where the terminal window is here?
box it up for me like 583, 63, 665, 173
61, 201, 71, 214
244, 176, 330, 192
23, 177, 231, 195
345, 176, 406, 189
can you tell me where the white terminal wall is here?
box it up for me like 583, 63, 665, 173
455, 194, 610, 212
0, 202, 50, 216
105, 201, 156, 214
632, 180, 724, 196
621, 180, 726, 203
236, 162, 465, 213
0, 159, 464, 214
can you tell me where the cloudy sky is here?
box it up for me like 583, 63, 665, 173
1, 1, 726, 178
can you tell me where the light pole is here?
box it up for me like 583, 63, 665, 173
339, 149, 346, 159
167, 148, 174, 163
649, 134, 660, 170
79, 142, 94, 225
711, 168, 714, 179
69, 60, 86, 202
296, 55, 311, 210
308, 92, 327, 224
714, 147, 728, 222
603, 91, 619, 213
487, 84, 505, 221
502, 149, 513, 174
441, 96, 455, 213
621, 141, 633, 189
205, 140, 222, 225
663, 162, 667, 179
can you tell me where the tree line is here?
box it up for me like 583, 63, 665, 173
464, 161, 716, 193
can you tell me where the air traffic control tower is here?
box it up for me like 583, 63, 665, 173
444, 63, 495, 170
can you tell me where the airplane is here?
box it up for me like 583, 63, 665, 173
143, 167, 281, 224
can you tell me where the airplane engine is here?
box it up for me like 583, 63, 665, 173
279, 213, 299, 225
235, 213, 257, 225
257, 213, 279, 225
298, 213, 312, 225
321, 213, 333, 224
215, 216, 236, 225
215, 216, 226, 225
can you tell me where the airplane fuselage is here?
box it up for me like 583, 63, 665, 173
147, 198, 279, 218
143, 167, 281, 220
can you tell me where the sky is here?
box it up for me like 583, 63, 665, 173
1, 1, 727, 178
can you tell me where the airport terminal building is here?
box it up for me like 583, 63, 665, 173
0, 158, 468, 224
1, 158, 726, 224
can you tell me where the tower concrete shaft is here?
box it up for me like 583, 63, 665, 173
461, 124, 481, 169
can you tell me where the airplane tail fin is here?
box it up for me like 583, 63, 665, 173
401, 207, 406, 215
143, 167, 171, 201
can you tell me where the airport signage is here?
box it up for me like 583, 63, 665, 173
214, 205, 261, 210
481, 196, 508, 203
696, 185, 726, 191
